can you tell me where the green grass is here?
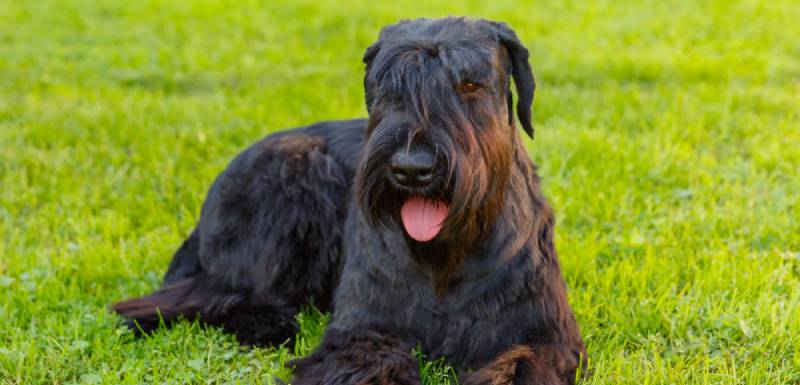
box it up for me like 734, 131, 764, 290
1, 0, 799, 383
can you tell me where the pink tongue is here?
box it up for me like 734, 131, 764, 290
400, 195, 449, 242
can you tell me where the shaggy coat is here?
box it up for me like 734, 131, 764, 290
114, 17, 586, 385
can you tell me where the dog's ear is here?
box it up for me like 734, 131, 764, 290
362, 40, 381, 112
362, 40, 381, 66
492, 22, 536, 139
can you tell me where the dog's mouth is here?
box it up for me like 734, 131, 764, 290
400, 195, 449, 242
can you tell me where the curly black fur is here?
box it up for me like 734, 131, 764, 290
113, 17, 586, 385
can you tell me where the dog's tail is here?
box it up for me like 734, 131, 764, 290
112, 276, 245, 334
112, 278, 198, 334
113, 276, 299, 346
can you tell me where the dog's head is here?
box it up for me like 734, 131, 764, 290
355, 17, 536, 247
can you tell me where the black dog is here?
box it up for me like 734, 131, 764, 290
114, 17, 586, 385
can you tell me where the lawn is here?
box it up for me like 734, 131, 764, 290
1, 0, 799, 384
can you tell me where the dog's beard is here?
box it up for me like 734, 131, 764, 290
356, 162, 453, 243
356, 148, 491, 246
355, 137, 454, 243
356, 151, 507, 248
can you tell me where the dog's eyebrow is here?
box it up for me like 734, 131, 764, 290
439, 47, 496, 83
451, 64, 494, 85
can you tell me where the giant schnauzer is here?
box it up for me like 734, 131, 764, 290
113, 17, 586, 384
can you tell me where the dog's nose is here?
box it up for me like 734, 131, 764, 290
390, 151, 435, 188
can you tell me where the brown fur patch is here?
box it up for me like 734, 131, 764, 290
461, 345, 580, 385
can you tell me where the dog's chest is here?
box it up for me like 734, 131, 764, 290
391, 264, 534, 368
334, 221, 537, 369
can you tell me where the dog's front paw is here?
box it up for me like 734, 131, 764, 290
289, 328, 421, 385
460, 345, 578, 385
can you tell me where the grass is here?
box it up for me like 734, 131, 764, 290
1, 0, 799, 383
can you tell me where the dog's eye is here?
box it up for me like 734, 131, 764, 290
458, 82, 482, 94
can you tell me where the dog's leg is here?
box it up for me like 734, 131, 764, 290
460, 344, 583, 385
216, 302, 298, 347
289, 328, 421, 385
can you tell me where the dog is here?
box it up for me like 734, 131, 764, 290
113, 17, 586, 385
